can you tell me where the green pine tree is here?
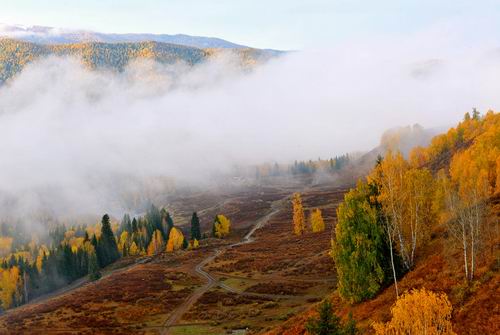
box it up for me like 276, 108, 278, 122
131, 217, 138, 233
332, 181, 386, 303
97, 214, 120, 267
190, 212, 201, 241
163, 211, 174, 241
305, 299, 342, 335
343, 313, 357, 335
88, 249, 101, 281
212, 216, 219, 237
305, 300, 357, 335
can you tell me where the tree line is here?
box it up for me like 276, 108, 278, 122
254, 154, 351, 179
0, 203, 232, 311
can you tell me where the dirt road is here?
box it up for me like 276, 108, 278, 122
161, 199, 285, 334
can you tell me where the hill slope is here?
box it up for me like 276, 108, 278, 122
265, 112, 500, 335
0, 38, 281, 84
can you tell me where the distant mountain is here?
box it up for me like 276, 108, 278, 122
354, 124, 440, 175
0, 23, 247, 49
0, 38, 283, 84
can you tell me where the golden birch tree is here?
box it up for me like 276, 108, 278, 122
310, 208, 325, 233
373, 289, 456, 335
147, 229, 164, 256
292, 192, 305, 235
166, 227, 184, 252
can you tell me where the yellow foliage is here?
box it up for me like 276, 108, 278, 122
373, 289, 456, 335
129, 241, 139, 256
36, 246, 49, 272
118, 231, 129, 253
166, 227, 184, 252
292, 193, 305, 235
0, 266, 22, 310
310, 208, 325, 233
147, 230, 164, 256
64, 230, 75, 240
68, 237, 84, 252
82, 241, 95, 254
188, 238, 200, 250
214, 215, 231, 238
376, 151, 435, 269
408, 146, 428, 168
496, 155, 500, 194
449, 114, 500, 201
0, 237, 13, 257
86, 223, 101, 239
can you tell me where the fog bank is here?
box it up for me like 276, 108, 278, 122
2, 27, 500, 218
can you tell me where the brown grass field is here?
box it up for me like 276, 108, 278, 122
1, 177, 497, 335
0, 179, 350, 334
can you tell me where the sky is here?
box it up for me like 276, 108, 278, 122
0, 0, 499, 49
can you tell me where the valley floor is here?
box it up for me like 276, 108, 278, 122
0, 180, 348, 335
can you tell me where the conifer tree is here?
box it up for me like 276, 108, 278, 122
162, 210, 175, 241
131, 217, 138, 233
97, 214, 120, 268
332, 181, 386, 303
305, 299, 346, 335
147, 205, 164, 238
190, 212, 201, 241
88, 248, 101, 281
121, 214, 132, 234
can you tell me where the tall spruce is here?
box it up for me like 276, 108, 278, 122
97, 214, 120, 268
212, 215, 219, 237
162, 210, 174, 241
305, 299, 342, 335
190, 212, 201, 241
332, 181, 387, 303
121, 214, 132, 234
147, 205, 164, 239
88, 248, 101, 281
131, 217, 138, 233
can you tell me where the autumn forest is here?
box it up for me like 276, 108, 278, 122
1, 3, 500, 334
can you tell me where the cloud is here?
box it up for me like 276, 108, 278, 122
1, 27, 500, 220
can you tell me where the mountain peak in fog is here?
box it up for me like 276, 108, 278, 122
0, 23, 247, 49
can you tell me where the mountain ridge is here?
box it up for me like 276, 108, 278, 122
0, 38, 283, 84
0, 23, 246, 49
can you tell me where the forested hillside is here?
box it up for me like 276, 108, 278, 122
269, 110, 500, 335
0, 38, 278, 83
0, 203, 230, 311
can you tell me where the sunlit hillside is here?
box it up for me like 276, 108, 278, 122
0, 38, 280, 83
267, 110, 500, 335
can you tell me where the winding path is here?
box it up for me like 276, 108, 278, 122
161, 199, 285, 334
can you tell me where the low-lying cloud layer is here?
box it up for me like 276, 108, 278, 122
2, 26, 500, 219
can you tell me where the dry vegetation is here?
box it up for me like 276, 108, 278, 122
174, 185, 348, 334
0, 253, 205, 334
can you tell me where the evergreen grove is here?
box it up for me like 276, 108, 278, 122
0, 204, 227, 310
